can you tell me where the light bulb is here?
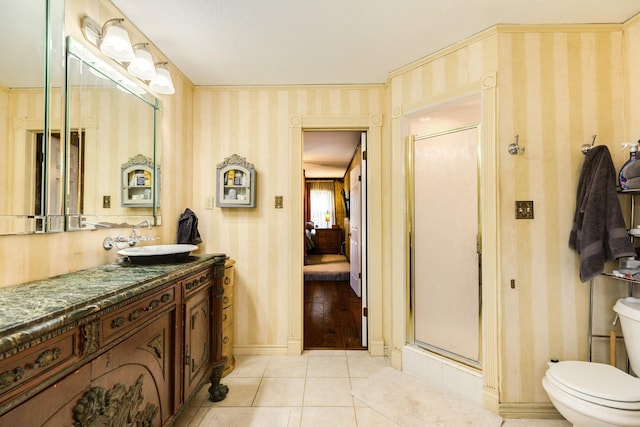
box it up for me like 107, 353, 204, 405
99, 19, 134, 61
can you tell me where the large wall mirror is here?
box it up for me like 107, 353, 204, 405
0, 0, 65, 235
66, 38, 161, 230
0, 1, 161, 235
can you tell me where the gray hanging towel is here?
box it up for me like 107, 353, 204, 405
177, 208, 203, 244
569, 145, 635, 282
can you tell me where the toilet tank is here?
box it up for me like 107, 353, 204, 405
614, 297, 640, 374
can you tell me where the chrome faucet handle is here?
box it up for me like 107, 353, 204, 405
103, 237, 115, 250
103, 235, 131, 250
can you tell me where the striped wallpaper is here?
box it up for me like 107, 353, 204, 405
192, 86, 385, 350
497, 26, 630, 406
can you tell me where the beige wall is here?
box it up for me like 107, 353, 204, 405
496, 25, 628, 407
625, 16, 640, 140
192, 86, 385, 351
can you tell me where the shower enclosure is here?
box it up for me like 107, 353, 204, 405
408, 101, 481, 367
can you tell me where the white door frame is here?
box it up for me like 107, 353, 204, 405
288, 114, 384, 356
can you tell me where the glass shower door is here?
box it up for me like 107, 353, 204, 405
411, 126, 480, 366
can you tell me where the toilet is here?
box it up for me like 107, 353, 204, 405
542, 297, 640, 427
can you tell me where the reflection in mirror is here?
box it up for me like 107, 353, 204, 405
66, 38, 161, 231
0, 0, 65, 235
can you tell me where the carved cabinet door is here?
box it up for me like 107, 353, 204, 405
183, 287, 211, 400
88, 308, 177, 426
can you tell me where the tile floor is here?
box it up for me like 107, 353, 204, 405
174, 350, 571, 427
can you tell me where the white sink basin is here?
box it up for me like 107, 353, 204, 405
118, 244, 198, 264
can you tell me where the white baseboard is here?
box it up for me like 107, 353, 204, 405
499, 403, 563, 419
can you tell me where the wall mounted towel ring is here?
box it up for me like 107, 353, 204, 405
581, 134, 598, 154
508, 135, 525, 155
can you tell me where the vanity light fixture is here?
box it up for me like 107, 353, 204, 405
127, 43, 157, 80
82, 15, 174, 95
149, 62, 175, 95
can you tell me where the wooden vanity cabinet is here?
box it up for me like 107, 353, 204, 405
0, 293, 177, 426
0, 256, 227, 426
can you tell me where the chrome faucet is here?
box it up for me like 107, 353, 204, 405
131, 220, 152, 239
103, 220, 157, 250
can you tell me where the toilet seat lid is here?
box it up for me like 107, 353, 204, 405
547, 361, 640, 409
614, 297, 640, 321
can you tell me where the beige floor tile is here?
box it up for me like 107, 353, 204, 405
202, 377, 261, 407
346, 353, 390, 378
171, 352, 571, 427
349, 378, 369, 407
300, 407, 357, 427
225, 355, 269, 378
305, 349, 346, 357
354, 407, 401, 426
303, 377, 353, 406
502, 420, 571, 426
184, 407, 210, 427
306, 355, 349, 377
197, 407, 300, 427
171, 405, 199, 427
265, 355, 308, 377
287, 407, 303, 427
253, 378, 306, 406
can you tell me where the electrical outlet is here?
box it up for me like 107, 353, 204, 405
103, 195, 111, 209
275, 196, 283, 209
515, 201, 534, 219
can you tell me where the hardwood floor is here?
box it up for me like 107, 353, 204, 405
304, 280, 365, 350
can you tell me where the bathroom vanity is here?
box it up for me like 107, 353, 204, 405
0, 254, 227, 426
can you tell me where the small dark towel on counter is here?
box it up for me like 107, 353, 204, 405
569, 146, 635, 282
177, 208, 203, 244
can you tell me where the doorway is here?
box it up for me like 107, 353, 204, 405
303, 130, 366, 350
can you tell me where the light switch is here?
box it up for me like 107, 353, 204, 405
205, 196, 214, 210
275, 196, 283, 209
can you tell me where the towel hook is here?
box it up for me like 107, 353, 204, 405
508, 134, 525, 155
581, 134, 597, 154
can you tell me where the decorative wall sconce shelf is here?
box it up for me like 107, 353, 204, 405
121, 154, 160, 207
216, 154, 256, 208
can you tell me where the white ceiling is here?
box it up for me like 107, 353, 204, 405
111, 0, 640, 86
108, 0, 639, 178
303, 131, 361, 179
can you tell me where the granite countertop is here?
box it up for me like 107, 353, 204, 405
0, 254, 226, 356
